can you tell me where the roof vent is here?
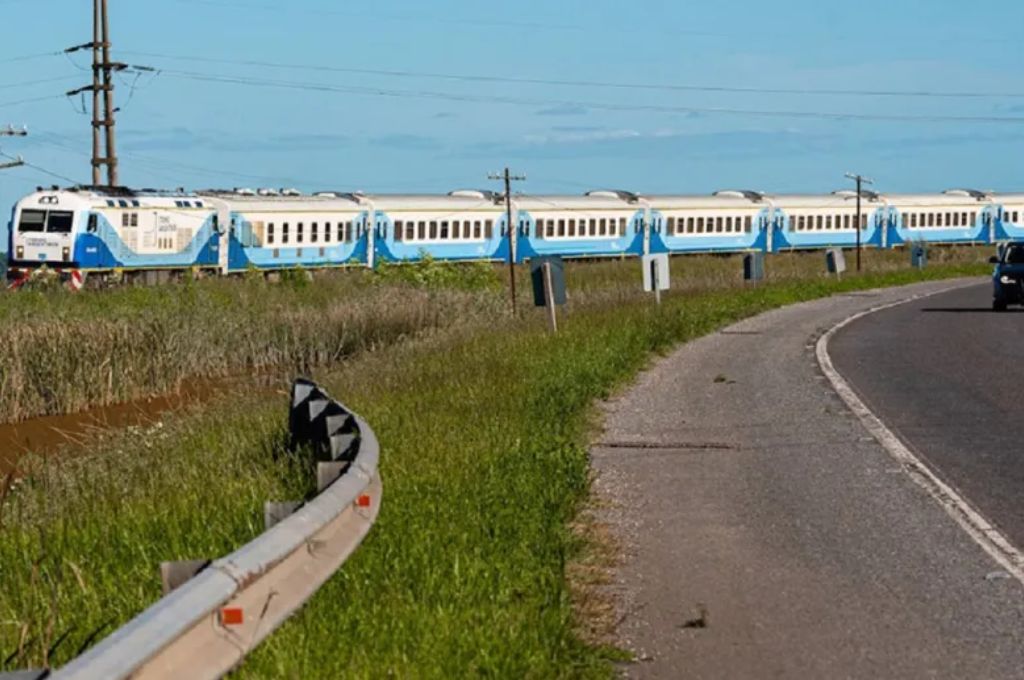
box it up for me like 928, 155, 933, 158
832, 189, 881, 201
281, 188, 302, 197
234, 187, 256, 196
713, 190, 765, 202
943, 188, 990, 201
585, 189, 640, 203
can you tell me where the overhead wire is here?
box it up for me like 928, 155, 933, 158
155, 69, 1024, 125
123, 49, 1022, 100
0, 151, 82, 184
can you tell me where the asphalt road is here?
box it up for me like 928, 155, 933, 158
591, 278, 1024, 679
830, 282, 1024, 551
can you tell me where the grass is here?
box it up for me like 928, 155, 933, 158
0, 265, 504, 424
0, 248, 991, 676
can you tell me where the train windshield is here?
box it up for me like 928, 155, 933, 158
17, 210, 45, 232
47, 211, 74, 233
17, 209, 74, 233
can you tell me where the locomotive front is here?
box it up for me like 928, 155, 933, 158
7, 189, 87, 277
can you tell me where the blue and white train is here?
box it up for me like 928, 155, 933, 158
7, 185, 1024, 281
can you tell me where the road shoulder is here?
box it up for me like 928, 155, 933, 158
590, 278, 1024, 679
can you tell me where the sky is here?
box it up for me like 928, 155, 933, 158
1, 0, 1024, 232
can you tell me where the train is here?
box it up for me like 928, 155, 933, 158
6, 184, 1024, 282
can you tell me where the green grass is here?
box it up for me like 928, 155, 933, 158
0, 266, 503, 424
0, 250, 990, 676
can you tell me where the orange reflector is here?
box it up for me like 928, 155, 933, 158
357, 494, 371, 508
220, 607, 244, 626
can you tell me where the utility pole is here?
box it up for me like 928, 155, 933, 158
0, 126, 27, 171
489, 167, 526, 315
845, 172, 874, 272
66, 0, 124, 187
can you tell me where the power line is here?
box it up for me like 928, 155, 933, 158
156, 68, 1024, 125
123, 49, 1023, 100
0, 50, 61, 65
0, 75, 81, 91
0, 94, 66, 110
0, 151, 80, 184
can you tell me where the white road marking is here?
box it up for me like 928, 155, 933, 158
817, 282, 1024, 587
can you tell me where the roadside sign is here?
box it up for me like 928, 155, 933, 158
642, 253, 670, 291
531, 256, 566, 307
826, 248, 846, 276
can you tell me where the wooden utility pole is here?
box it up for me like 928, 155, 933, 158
489, 168, 526, 314
845, 172, 874, 272
66, 0, 123, 187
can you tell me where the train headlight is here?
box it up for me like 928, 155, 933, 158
62, 247, 70, 262
15, 246, 23, 259
1000, 275, 1015, 285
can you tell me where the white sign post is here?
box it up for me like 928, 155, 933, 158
642, 253, 670, 305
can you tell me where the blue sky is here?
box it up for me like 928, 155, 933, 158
1, 0, 1023, 225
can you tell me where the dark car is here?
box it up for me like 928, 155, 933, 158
990, 244, 1024, 310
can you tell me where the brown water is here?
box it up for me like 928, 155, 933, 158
0, 373, 284, 476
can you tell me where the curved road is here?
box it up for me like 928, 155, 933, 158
592, 278, 1024, 679
830, 282, 1024, 550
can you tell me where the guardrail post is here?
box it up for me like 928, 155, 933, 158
263, 501, 302, 531
160, 560, 212, 595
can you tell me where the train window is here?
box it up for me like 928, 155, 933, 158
131, 213, 139, 227
485, 220, 494, 239
122, 213, 130, 228
118, 200, 128, 208
696, 217, 705, 233
666, 216, 675, 235
440, 221, 450, 239
588, 219, 596, 236
684, 217, 693, 233
283, 223, 290, 244
1013, 212, 1020, 223
45, 211, 74, 233
106, 200, 115, 207
745, 216, 752, 232
429, 221, 438, 239
971, 212, 977, 225
596, 218, 605, 236
812, 215, 820, 230
474, 220, 483, 239
962, 212, 969, 225
311, 222, 319, 243
557, 219, 566, 237
714, 217, 722, 233
297, 223, 304, 242
952, 213, 959, 227
323, 222, 331, 243
725, 216, 733, 232
336, 222, 344, 242
267, 223, 275, 245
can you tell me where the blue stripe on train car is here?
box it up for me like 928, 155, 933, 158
374, 214, 506, 263
518, 210, 635, 261
657, 208, 768, 254
74, 213, 220, 270
228, 213, 371, 271
773, 207, 884, 252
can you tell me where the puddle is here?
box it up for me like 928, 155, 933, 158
0, 373, 284, 476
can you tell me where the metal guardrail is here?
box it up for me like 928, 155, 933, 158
7, 379, 381, 680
